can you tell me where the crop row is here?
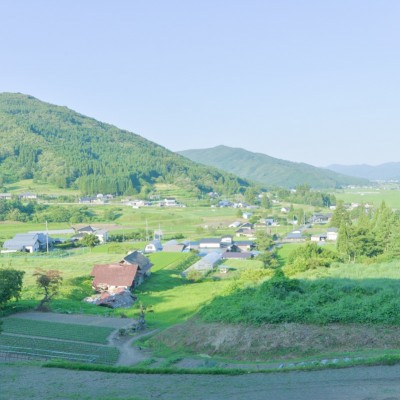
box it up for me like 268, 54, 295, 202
3, 318, 114, 344
0, 335, 119, 365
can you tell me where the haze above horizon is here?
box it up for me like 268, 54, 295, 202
1, 1, 399, 167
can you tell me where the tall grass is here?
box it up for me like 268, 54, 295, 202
201, 269, 400, 325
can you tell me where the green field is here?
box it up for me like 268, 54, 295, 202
0, 335, 118, 364
6, 179, 81, 197
2, 318, 113, 344
135, 252, 232, 328
334, 188, 400, 209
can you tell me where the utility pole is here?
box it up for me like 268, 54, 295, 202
45, 220, 49, 253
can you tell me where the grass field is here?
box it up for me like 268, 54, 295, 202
5, 179, 81, 197
334, 187, 400, 209
0, 247, 245, 329
135, 252, 231, 328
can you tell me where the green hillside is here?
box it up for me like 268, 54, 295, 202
0, 93, 248, 195
179, 145, 369, 189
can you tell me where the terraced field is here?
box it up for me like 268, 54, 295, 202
0, 317, 119, 365
2, 318, 114, 344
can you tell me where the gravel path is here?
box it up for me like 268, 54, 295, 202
2, 364, 400, 400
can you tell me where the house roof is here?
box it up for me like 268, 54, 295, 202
94, 229, 108, 236
222, 251, 253, 259
3, 233, 40, 250
286, 232, 303, 239
77, 225, 96, 233
121, 251, 153, 272
146, 240, 163, 250
92, 264, 138, 288
234, 240, 255, 246
163, 244, 186, 252
200, 238, 221, 244
189, 252, 222, 271
164, 240, 179, 246
229, 221, 241, 227
202, 252, 222, 264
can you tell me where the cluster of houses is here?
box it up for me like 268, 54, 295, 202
285, 212, 338, 243
125, 197, 185, 209
0, 192, 37, 200
78, 194, 114, 204
1, 225, 109, 253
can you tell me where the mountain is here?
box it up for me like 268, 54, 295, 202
327, 163, 400, 181
179, 146, 369, 189
0, 93, 249, 195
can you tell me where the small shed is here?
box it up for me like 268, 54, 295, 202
144, 240, 163, 253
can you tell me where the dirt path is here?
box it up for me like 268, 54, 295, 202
110, 329, 159, 366
2, 364, 400, 400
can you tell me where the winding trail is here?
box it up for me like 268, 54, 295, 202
110, 329, 159, 366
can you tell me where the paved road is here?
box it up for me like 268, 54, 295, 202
1, 364, 400, 400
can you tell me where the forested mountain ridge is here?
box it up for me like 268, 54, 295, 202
179, 146, 369, 189
0, 93, 249, 195
327, 163, 400, 181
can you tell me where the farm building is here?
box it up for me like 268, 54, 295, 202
311, 234, 327, 242
199, 238, 221, 249
182, 252, 222, 277
120, 251, 153, 285
327, 228, 338, 241
3, 233, 51, 253
163, 240, 186, 252
91, 264, 139, 292
144, 239, 163, 253
92, 251, 153, 292
72, 225, 109, 243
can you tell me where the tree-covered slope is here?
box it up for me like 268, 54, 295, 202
0, 93, 248, 195
179, 146, 369, 189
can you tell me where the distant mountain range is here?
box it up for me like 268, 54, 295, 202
327, 163, 400, 181
0, 93, 249, 195
179, 146, 369, 189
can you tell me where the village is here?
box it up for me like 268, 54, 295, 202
0, 193, 343, 313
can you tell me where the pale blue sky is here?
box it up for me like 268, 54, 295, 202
1, 1, 399, 166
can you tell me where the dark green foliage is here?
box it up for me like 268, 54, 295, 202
256, 251, 279, 269
277, 185, 336, 208
255, 230, 274, 251
109, 230, 147, 242
201, 273, 400, 325
0, 269, 24, 308
80, 234, 100, 247
330, 200, 351, 228
0, 201, 94, 223
0, 93, 249, 195
179, 145, 369, 189
284, 243, 340, 275
336, 201, 399, 262
44, 361, 247, 375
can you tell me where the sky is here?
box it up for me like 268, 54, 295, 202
1, 0, 399, 167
